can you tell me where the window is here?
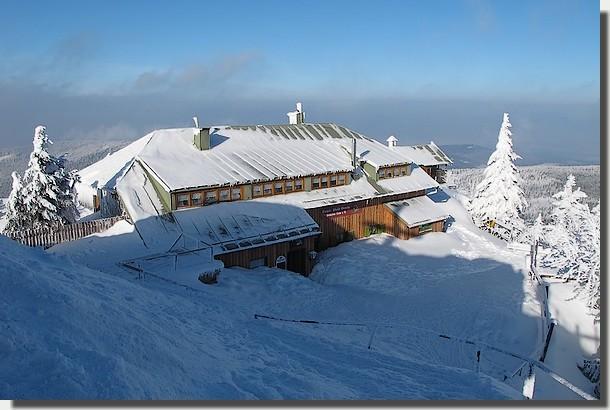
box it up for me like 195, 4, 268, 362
253, 184, 263, 197
263, 183, 273, 195
285, 180, 294, 192
330, 175, 337, 186
394, 167, 401, 176
400, 166, 408, 176
219, 189, 230, 202
379, 169, 386, 179
205, 190, 217, 204
295, 179, 303, 191
231, 187, 241, 200
338, 174, 346, 185
191, 192, 202, 206
312, 177, 320, 189
386, 168, 393, 178
419, 223, 433, 234
321, 176, 328, 188
177, 194, 189, 208
274, 182, 284, 194
249, 257, 267, 269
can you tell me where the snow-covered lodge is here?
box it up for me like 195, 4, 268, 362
77, 104, 452, 275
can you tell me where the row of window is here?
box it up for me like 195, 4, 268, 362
312, 173, 346, 189
177, 186, 243, 208
176, 172, 350, 209
378, 165, 409, 180
253, 178, 304, 197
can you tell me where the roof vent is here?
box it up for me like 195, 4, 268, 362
386, 135, 398, 149
287, 102, 305, 125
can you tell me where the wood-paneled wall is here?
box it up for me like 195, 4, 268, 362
306, 191, 445, 250
215, 236, 316, 275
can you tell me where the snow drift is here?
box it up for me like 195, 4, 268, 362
0, 233, 522, 399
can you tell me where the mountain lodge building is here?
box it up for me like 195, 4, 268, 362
77, 103, 453, 276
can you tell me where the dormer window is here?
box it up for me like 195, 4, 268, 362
191, 192, 202, 206
177, 194, 189, 208
285, 180, 294, 192
232, 188, 242, 200
295, 179, 303, 191
378, 165, 408, 180
338, 174, 346, 185
253, 184, 263, 197
275, 182, 284, 194
312, 177, 320, 189
205, 191, 217, 204
330, 175, 338, 186
321, 176, 329, 188
263, 183, 273, 195
219, 189, 230, 201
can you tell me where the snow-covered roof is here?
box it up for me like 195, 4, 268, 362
116, 162, 165, 221
253, 175, 380, 209
394, 142, 452, 166
78, 133, 153, 190
172, 201, 319, 255
385, 195, 450, 227
80, 124, 416, 193
376, 166, 439, 193
116, 164, 319, 255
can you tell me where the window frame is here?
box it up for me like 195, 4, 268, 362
190, 192, 202, 206
177, 193, 190, 208
204, 190, 218, 205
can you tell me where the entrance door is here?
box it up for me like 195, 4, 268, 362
287, 248, 307, 275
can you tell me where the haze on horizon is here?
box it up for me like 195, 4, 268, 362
0, 0, 600, 164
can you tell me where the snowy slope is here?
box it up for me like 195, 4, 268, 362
310, 189, 543, 377
0, 234, 521, 400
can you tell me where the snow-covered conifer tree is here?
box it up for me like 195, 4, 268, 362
581, 202, 600, 313
2, 172, 30, 233
469, 113, 527, 240
542, 175, 592, 280
21, 126, 80, 230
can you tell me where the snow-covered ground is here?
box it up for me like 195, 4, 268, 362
2, 234, 520, 399
4, 188, 594, 400
533, 282, 600, 399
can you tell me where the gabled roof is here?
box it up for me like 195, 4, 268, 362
394, 142, 452, 166
385, 195, 449, 227
83, 123, 416, 193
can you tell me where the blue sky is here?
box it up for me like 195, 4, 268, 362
0, 0, 600, 163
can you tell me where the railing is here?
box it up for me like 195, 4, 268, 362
5, 216, 125, 248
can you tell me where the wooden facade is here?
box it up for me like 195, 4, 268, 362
420, 165, 447, 184
306, 191, 444, 250
215, 236, 317, 276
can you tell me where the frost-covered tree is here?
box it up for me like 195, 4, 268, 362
469, 113, 528, 240
542, 175, 593, 280
581, 202, 600, 313
21, 126, 80, 230
2, 172, 29, 233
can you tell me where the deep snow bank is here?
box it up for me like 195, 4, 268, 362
0, 235, 520, 399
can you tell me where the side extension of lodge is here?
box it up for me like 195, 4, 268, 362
77, 103, 453, 276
